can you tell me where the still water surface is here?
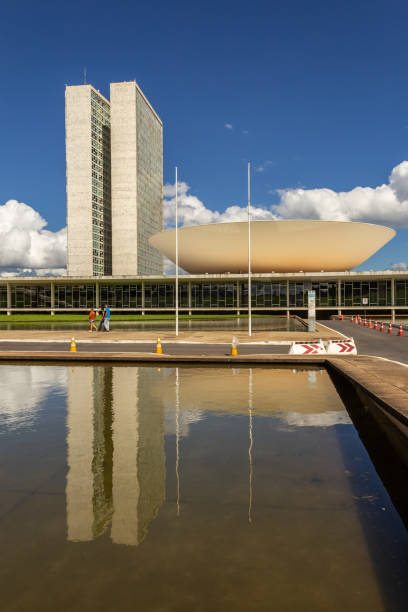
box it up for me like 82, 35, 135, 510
0, 316, 303, 332
0, 365, 407, 611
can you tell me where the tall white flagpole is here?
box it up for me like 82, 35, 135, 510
248, 162, 252, 337
175, 167, 179, 337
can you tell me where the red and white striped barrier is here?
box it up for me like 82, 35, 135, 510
289, 340, 326, 355
326, 338, 357, 355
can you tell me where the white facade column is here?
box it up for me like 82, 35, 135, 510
286, 279, 290, 316
6, 282, 11, 315
391, 277, 395, 322
95, 280, 100, 310
188, 280, 192, 316
50, 281, 55, 315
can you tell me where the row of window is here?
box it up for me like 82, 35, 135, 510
1, 280, 405, 309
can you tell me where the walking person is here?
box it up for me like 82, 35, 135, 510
103, 303, 111, 332
88, 307, 97, 332
97, 306, 105, 332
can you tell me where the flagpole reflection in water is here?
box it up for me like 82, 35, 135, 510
176, 367, 181, 517
248, 367, 254, 524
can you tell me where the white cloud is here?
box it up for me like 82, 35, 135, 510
163, 181, 277, 229
273, 161, 408, 227
0, 200, 67, 276
163, 161, 408, 234
284, 410, 352, 427
0, 365, 67, 432
389, 262, 408, 270
224, 123, 233, 130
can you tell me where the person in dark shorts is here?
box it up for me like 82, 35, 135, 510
88, 308, 97, 332
97, 306, 105, 332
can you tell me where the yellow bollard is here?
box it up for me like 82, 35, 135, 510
155, 337, 163, 354
231, 336, 238, 356
70, 336, 77, 352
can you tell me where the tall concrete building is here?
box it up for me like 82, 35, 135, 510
65, 80, 163, 277
65, 85, 112, 276
110, 81, 163, 276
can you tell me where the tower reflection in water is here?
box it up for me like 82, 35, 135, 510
66, 366, 165, 546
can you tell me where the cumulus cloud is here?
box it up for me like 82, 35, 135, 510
163, 181, 277, 229
274, 161, 408, 226
389, 262, 408, 270
0, 200, 67, 276
164, 161, 408, 234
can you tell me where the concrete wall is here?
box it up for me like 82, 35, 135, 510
66, 86, 93, 276
110, 81, 163, 276
111, 82, 139, 275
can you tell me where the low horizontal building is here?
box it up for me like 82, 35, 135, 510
0, 270, 408, 318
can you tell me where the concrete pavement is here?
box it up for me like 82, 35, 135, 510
320, 319, 408, 364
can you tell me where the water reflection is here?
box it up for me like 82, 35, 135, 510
66, 366, 165, 546
0, 316, 304, 333
65, 366, 352, 547
1, 364, 408, 611
0, 365, 66, 432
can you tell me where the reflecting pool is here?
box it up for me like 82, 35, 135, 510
0, 365, 407, 611
0, 315, 304, 332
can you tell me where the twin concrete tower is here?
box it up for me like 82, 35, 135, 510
65, 81, 163, 277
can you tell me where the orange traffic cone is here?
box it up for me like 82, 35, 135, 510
364, 318, 368, 327
374, 321, 378, 330
388, 322, 393, 334
398, 325, 404, 337
368, 319, 372, 328
351, 315, 354, 323
380, 322, 384, 332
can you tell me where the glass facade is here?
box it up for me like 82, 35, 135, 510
136, 90, 163, 275
0, 278, 406, 310
240, 282, 287, 308
56, 285, 96, 309
191, 283, 237, 308
10, 286, 51, 309
100, 284, 142, 309
395, 280, 408, 306
0, 285, 7, 308
91, 90, 112, 276
341, 280, 391, 307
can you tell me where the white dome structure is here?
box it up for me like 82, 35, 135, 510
149, 220, 395, 274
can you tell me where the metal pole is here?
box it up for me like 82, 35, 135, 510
248, 367, 253, 523
175, 167, 179, 337
175, 367, 180, 516
248, 162, 252, 337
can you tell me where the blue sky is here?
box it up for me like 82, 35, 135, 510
1, 0, 408, 271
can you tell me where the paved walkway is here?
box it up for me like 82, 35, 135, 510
0, 319, 406, 364
321, 319, 408, 365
